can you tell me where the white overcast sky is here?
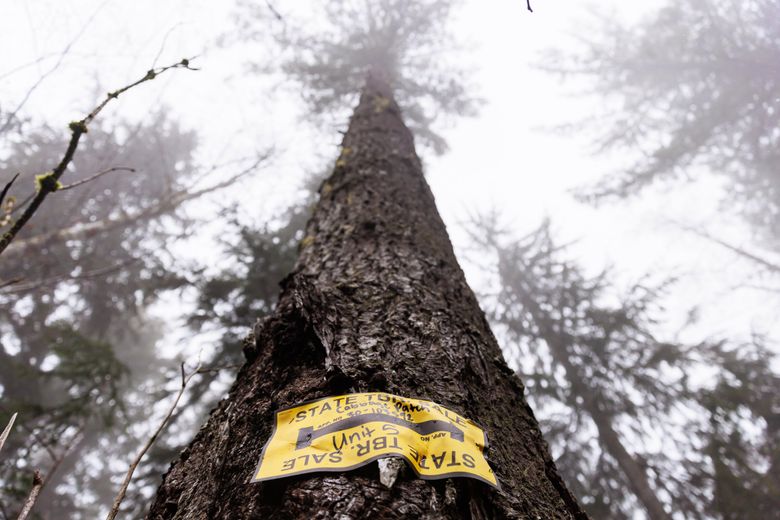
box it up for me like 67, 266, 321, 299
2, 0, 777, 355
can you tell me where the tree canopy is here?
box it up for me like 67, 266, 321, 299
544, 0, 780, 241
236, 0, 480, 154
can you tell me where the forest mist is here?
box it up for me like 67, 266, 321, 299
1, 0, 778, 518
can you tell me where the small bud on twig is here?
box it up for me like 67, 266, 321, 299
68, 120, 88, 134
34, 172, 62, 193
0, 57, 196, 257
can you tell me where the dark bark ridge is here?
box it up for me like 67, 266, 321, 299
147, 78, 587, 519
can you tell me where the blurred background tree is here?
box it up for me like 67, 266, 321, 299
0, 104, 263, 517
472, 217, 780, 519
526, 2, 780, 513
540, 0, 780, 259
234, 0, 480, 155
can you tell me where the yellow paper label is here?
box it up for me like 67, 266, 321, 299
252, 392, 498, 487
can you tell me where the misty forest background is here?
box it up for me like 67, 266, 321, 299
1, 0, 778, 518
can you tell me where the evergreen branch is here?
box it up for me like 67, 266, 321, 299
0, 57, 197, 259
106, 362, 202, 520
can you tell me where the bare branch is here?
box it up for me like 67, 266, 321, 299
0, 0, 111, 135
0, 57, 197, 258
58, 167, 135, 191
0, 412, 17, 457
707, 237, 780, 274
265, 0, 284, 21
13, 421, 59, 462
3, 155, 263, 258
41, 424, 87, 494
7, 166, 136, 216
14, 426, 82, 520
0, 278, 23, 290
675, 222, 780, 274
0, 174, 19, 209
0, 53, 62, 82
0, 258, 139, 295
151, 23, 185, 68
15, 470, 43, 520
0, 410, 87, 519
106, 362, 202, 520
194, 364, 242, 374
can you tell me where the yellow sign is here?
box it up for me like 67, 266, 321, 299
252, 392, 498, 487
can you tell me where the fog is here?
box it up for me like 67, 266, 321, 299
1, 1, 778, 518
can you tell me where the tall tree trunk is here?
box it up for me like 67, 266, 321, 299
146, 77, 585, 519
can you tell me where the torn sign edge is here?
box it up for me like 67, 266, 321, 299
249, 392, 500, 489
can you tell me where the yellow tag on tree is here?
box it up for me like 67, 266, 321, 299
252, 392, 498, 487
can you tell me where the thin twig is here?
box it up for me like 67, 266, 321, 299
0, 409, 87, 519
3, 155, 264, 258
42, 424, 87, 495
0, 257, 138, 294
0, 57, 197, 258
705, 236, 780, 273
675, 222, 780, 274
8, 166, 135, 215
0, 278, 23, 290
106, 362, 201, 520
15, 421, 59, 462
265, 0, 284, 21
0, 174, 19, 209
0, 413, 17, 456
0, 53, 61, 82
194, 363, 242, 374
15, 470, 43, 520
151, 23, 184, 68
59, 167, 135, 191
0, 0, 111, 135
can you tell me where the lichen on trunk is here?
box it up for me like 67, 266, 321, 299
146, 77, 586, 519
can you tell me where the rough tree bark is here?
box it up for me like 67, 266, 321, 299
147, 77, 586, 519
